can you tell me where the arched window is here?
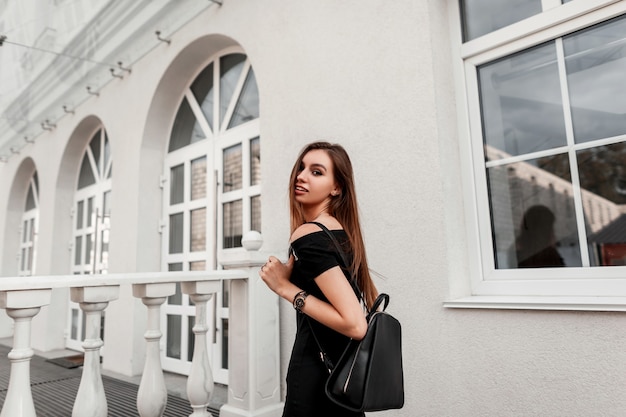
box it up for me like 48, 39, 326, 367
68, 127, 112, 350
162, 51, 260, 380
18, 172, 39, 276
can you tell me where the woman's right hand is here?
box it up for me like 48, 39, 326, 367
259, 254, 295, 298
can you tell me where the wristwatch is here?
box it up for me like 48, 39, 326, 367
293, 290, 308, 313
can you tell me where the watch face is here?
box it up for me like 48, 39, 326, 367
295, 298, 305, 309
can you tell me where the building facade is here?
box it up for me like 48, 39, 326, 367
1, 0, 626, 415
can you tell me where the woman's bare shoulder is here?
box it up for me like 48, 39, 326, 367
289, 219, 343, 243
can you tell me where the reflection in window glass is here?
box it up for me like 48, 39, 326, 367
578, 143, 626, 266
220, 54, 246, 127
104, 133, 110, 175
77, 200, 84, 229
90, 131, 101, 175
169, 98, 205, 153
191, 157, 207, 200
87, 197, 94, 227
170, 164, 184, 205
229, 69, 260, 129
564, 16, 626, 143
22, 220, 28, 243
71, 309, 79, 340
167, 315, 181, 359
190, 261, 205, 271
223, 144, 242, 192
190, 208, 206, 252
222, 279, 230, 307
223, 200, 242, 248
190, 63, 214, 130
479, 42, 566, 159
85, 233, 92, 266
222, 318, 229, 369
78, 153, 96, 189
251, 195, 261, 232
25, 184, 36, 211
168, 264, 183, 305
103, 191, 111, 217
461, 0, 541, 41
486, 155, 582, 269
169, 213, 184, 254
250, 137, 261, 186
75, 236, 82, 265
188, 316, 196, 362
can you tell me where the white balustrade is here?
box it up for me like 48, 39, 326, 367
0, 288, 51, 417
183, 280, 221, 417
133, 282, 176, 417
71, 285, 120, 417
220, 231, 284, 417
0, 268, 274, 417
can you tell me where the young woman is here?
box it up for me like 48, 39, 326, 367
259, 141, 378, 416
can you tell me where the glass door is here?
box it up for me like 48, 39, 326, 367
162, 50, 260, 383
67, 128, 112, 351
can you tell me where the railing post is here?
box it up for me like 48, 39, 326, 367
71, 285, 120, 417
182, 280, 221, 417
220, 231, 284, 417
133, 282, 176, 417
0, 289, 51, 417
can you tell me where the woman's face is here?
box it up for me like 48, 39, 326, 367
294, 149, 339, 209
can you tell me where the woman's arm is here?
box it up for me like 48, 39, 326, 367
261, 258, 367, 340
260, 221, 368, 340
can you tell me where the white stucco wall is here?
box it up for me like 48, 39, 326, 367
1, 1, 626, 416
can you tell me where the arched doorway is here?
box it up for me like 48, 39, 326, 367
162, 48, 260, 382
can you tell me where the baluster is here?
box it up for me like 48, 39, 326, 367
133, 283, 176, 417
182, 280, 220, 417
71, 286, 119, 417
220, 231, 283, 417
0, 289, 51, 417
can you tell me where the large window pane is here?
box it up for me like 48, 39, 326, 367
190, 63, 214, 130
190, 208, 206, 252
170, 164, 184, 205
78, 153, 95, 189
169, 213, 184, 254
168, 263, 183, 305
229, 69, 259, 129
564, 16, 626, 143
250, 137, 260, 186
74, 236, 82, 265
191, 157, 207, 200
578, 143, 626, 266
223, 144, 242, 192
461, 0, 542, 41
479, 42, 567, 159
76, 201, 84, 229
487, 156, 582, 269
166, 315, 181, 359
223, 200, 242, 248
220, 54, 246, 127
251, 195, 261, 232
169, 98, 205, 152
25, 184, 36, 211
188, 316, 196, 362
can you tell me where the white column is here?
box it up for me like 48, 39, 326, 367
0, 289, 51, 417
133, 282, 176, 417
71, 285, 120, 417
182, 280, 221, 417
220, 232, 284, 417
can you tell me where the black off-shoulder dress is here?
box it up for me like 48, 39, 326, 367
282, 229, 365, 417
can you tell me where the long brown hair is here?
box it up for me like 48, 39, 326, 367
289, 142, 377, 309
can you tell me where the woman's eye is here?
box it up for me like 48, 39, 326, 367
312, 170, 322, 176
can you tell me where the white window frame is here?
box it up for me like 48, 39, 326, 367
446, 0, 626, 311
